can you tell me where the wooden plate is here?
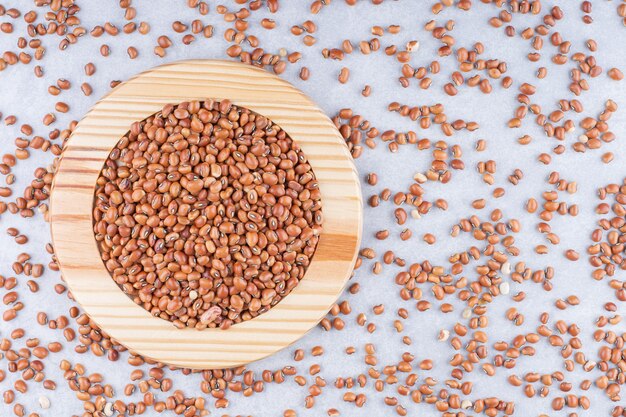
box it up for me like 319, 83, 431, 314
49, 60, 362, 369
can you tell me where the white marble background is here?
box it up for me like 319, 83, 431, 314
1, 1, 626, 416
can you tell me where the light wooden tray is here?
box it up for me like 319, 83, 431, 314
50, 60, 362, 369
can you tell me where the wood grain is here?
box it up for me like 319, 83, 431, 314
49, 60, 362, 369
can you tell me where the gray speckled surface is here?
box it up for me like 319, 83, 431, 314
1, 1, 626, 416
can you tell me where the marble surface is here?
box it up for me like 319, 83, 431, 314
1, 1, 626, 416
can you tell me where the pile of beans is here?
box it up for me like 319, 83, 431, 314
1, 1, 626, 417
93, 99, 322, 329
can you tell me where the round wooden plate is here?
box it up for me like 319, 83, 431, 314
49, 60, 362, 369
